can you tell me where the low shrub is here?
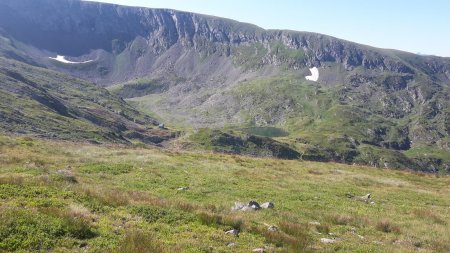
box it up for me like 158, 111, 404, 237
80, 163, 133, 175
0, 207, 96, 251
133, 206, 196, 224
113, 230, 165, 253
40, 207, 97, 240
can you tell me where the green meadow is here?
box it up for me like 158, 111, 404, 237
0, 135, 449, 252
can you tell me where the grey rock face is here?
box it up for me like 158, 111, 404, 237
2, 0, 443, 77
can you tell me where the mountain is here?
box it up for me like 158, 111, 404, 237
0, 0, 449, 172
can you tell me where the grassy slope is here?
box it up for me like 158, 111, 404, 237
226, 75, 449, 171
0, 57, 169, 144
1, 135, 449, 252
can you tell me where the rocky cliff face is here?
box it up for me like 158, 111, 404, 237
0, 0, 449, 172
2, 0, 449, 80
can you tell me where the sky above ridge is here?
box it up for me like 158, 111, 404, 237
84, 0, 450, 57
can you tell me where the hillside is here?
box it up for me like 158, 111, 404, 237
0, 57, 171, 144
0, 0, 448, 172
0, 135, 449, 252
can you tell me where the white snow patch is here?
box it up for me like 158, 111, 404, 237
49, 55, 93, 64
305, 67, 319, 82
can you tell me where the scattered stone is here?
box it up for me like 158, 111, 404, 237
158, 123, 165, 129
225, 229, 239, 237
248, 200, 261, 210
232, 202, 245, 211
226, 242, 236, 247
350, 228, 365, 239
370, 201, 375, 205
346, 193, 372, 203
260, 202, 274, 209
252, 248, 265, 253
232, 200, 271, 211
309, 221, 321, 226
358, 193, 371, 202
372, 240, 383, 245
320, 238, 337, 244
231, 200, 275, 211
267, 225, 278, 232
177, 187, 189, 191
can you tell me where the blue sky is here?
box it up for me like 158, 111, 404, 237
86, 0, 450, 57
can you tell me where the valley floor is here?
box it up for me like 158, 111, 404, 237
0, 135, 449, 252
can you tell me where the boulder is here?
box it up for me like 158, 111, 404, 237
260, 202, 274, 209
252, 248, 265, 253
232, 201, 274, 211
267, 225, 278, 232
248, 200, 261, 210
225, 228, 239, 237
320, 238, 337, 244
359, 193, 371, 202
346, 193, 372, 203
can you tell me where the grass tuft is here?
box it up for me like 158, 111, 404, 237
114, 230, 165, 253
329, 213, 354, 225
376, 219, 401, 233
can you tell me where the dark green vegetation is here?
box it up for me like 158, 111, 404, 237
240, 127, 289, 138
1, 136, 449, 252
109, 78, 167, 99
188, 128, 300, 159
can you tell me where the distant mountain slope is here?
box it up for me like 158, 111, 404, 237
0, 57, 170, 144
1, 0, 449, 86
0, 0, 448, 171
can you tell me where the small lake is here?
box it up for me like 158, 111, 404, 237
240, 127, 289, 137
